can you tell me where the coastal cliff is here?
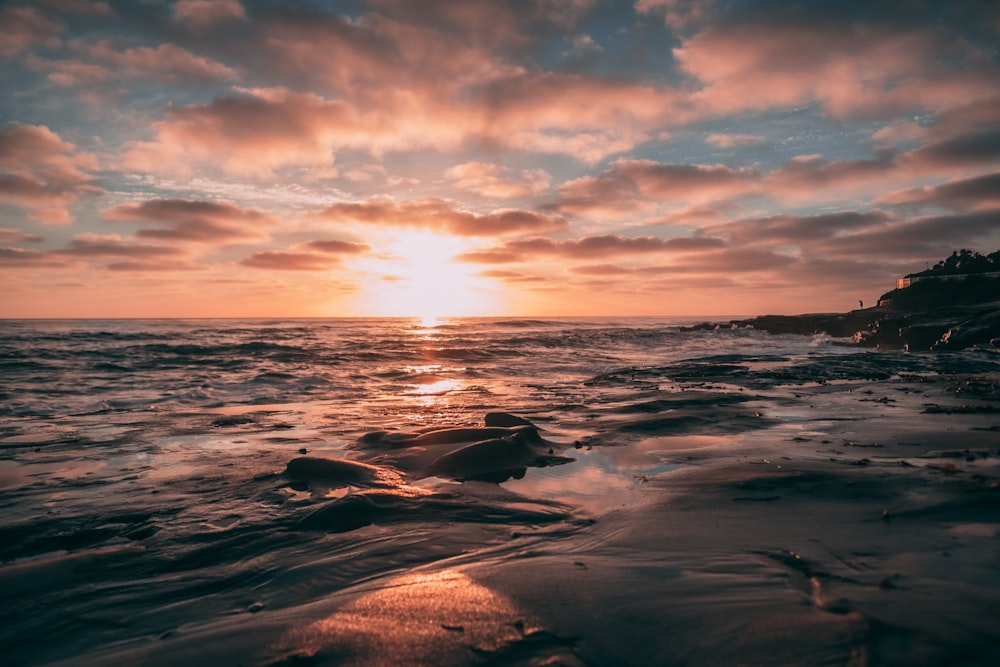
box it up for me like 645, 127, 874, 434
689, 251, 1000, 351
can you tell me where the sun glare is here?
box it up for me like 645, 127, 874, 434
349, 230, 501, 319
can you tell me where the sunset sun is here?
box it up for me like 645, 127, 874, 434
349, 230, 501, 320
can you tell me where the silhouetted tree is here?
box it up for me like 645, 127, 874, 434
911, 249, 1000, 277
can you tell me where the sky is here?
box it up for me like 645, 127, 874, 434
1, 0, 999, 319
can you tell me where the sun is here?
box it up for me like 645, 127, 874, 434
348, 230, 502, 319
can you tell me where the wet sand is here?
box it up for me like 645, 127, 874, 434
11, 362, 995, 667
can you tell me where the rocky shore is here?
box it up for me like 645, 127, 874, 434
687, 274, 1000, 351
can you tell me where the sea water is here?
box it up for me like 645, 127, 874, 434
1, 317, 996, 665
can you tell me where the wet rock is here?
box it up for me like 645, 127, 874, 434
933, 309, 1000, 350
283, 456, 398, 487
485, 412, 535, 427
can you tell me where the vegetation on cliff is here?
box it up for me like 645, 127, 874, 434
909, 249, 1000, 278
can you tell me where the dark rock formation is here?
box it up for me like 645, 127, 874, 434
684, 272, 1000, 352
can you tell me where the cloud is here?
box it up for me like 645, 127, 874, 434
700, 210, 896, 246
126, 5, 688, 172
238, 237, 370, 271
636, 0, 716, 30
662, 247, 798, 273
765, 154, 895, 198
55, 233, 185, 259
104, 260, 201, 272
306, 239, 371, 254
172, 0, 247, 29
239, 250, 344, 271
457, 233, 724, 263
101, 198, 279, 244
817, 209, 1000, 258
36, 41, 239, 86
470, 73, 685, 162
879, 172, 1000, 211
706, 133, 765, 148
34, 57, 111, 86
900, 128, 1000, 172
445, 162, 551, 199
0, 6, 62, 58
554, 159, 758, 217
649, 203, 731, 226
569, 263, 632, 275
673, 11, 1000, 119
313, 198, 568, 236
122, 88, 373, 177
475, 268, 547, 282
0, 227, 44, 244
0, 247, 67, 268
871, 121, 928, 150
0, 122, 100, 223
121, 75, 676, 175
38, 0, 113, 16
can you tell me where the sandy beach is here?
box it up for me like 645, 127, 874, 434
3, 319, 997, 667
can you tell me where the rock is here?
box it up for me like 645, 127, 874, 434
933, 309, 1000, 350
283, 456, 399, 487
484, 412, 535, 427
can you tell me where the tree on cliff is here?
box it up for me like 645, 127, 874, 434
912, 249, 1000, 278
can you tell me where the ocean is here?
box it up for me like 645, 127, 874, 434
2, 318, 998, 666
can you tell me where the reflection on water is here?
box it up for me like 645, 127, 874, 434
269, 569, 529, 666
406, 378, 463, 396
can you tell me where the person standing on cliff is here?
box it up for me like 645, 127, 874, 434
859, 300, 864, 309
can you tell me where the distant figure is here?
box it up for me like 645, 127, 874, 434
859, 299, 864, 309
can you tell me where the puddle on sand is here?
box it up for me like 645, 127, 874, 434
502, 446, 678, 514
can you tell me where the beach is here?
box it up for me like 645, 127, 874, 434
1, 319, 998, 665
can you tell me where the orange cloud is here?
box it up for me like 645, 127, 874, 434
55, 232, 185, 259
475, 268, 547, 283
104, 260, 203, 272
0, 122, 100, 223
89, 41, 237, 82
239, 237, 370, 271
554, 159, 758, 218
36, 40, 238, 87
123, 13, 688, 174
101, 199, 279, 245
239, 251, 343, 271
457, 233, 724, 263
675, 17, 998, 118
445, 161, 551, 199
0, 247, 68, 268
0, 227, 44, 244
306, 239, 370, 254
313, 198, 568, 236
123, 88, 376, 177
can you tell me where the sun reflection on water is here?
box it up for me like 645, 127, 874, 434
406, 379, 463, 396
